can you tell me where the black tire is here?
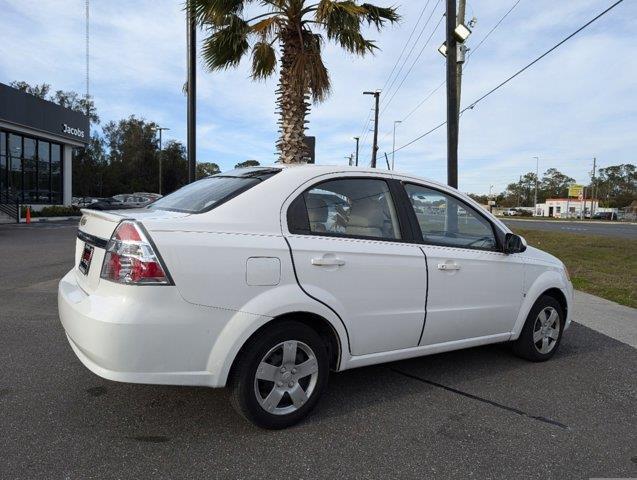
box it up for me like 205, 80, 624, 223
227, 321, 329, 429
512, 295, 565, 362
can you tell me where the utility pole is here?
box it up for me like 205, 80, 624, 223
445, 0, 459, 188
590, 157, 597, 217
353, 136, 360, 166
516, 175, 522, 207
187, 6, 197, 183
384, 152, 391, 170
533, 156, 539, 215
156, 127, 170, 195
363, 91, 380, 168
391, 120, 401, 170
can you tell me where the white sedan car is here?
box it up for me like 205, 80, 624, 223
59, 165, 573, 428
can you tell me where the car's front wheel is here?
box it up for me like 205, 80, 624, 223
512, 295, 565, 361
228, 321, 329, 429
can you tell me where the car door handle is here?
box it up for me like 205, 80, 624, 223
311, 257, 346, 267
437, 262, 461, 271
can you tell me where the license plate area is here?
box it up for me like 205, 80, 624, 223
78, 243, 94, 275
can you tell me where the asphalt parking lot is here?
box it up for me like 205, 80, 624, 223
1, 221, 636, 479
503, 218, 637, 239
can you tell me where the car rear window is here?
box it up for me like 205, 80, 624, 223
148, 168, 280, 214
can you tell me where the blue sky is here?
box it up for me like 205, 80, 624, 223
0, 0, 635, 194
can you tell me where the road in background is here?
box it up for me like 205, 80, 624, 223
503, 219, 637, 239
1, 222, 636, 479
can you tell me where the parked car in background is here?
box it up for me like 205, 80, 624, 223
502, 208, 522, 216
112, 193, 161, 208
593, 211, 618, 221
83, 197, 132, 211
59, 166, 573, 429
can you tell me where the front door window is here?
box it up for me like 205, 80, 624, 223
404, 184, 497, 250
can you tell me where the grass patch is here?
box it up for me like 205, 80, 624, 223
514, 228, 637, 308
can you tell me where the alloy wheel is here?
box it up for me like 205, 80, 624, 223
253, 340, 319, 415
532, 306, 560, 354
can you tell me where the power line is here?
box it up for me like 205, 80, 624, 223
395, 0, 524, 126
380, 12, 445, 116
381, 0, 440, 108
392, 0, 625, 155
379, 2, 431, 94
467, 0, 522, 61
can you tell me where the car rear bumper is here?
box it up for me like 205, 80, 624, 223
58, 270, 234, 387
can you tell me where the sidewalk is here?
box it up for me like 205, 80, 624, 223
573, 290, 637, 348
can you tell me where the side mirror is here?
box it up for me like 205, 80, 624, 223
504, 233, 527, 254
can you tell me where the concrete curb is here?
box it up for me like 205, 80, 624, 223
572, 290, 637, 348
21, 216, 80, 223
502, 218, 636, 226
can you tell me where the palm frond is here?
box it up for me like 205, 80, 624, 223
200, 14, 251, 70
186, 0, 246, 25
360, 3, 400, 29
289, 31, 331, 102
251, 41, 277, 79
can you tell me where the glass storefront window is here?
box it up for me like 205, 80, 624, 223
0, 132, 5, 195
38, 141, 50, 202
8, 134, 22, 197
51, 144, 62, 204
23, 138, 37, 202
0, 130, 63, 204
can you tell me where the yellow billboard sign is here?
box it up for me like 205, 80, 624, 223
568, 185, 584, 197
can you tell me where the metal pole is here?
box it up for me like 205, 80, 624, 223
155, 127, 170, 195
446, 0, 459, 188
533, 156, 539, 215
392, 120, 401, 170
159, 128, 162, 194
187, 7, 197, 183
353, 137, 360, 167
363, 91, 380, 168
591, 157, 597, 217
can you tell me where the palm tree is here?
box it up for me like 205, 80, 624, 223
188, 0, 399, 163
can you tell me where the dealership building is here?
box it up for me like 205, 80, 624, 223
0, 82, 89, 208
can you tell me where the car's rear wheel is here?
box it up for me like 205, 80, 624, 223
512, 295, 564, 362
228, 321, 329, 429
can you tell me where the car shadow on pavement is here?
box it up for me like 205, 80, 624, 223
65, 322, 630, 437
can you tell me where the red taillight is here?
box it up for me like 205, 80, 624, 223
100, 220, 171, 285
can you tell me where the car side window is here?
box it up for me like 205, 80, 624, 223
404, 183, 497, 250
289, 178, 401, 241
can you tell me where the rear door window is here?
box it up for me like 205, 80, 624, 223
288, 178, 401, 241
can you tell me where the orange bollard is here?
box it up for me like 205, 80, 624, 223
25, 206, 31, 224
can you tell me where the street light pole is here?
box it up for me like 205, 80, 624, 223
391, 120, 402, 170
353, 137, 360, 167
187, 6, 197, 184
156, 127, 170, 195
533, 156, 539, 215
363, 91, 380, 168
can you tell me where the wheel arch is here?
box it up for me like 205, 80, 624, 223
511, 270, 572, 339
229, 311, 342, 378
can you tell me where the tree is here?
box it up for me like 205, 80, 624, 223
235, 159, 260, 169
540, 168, 575, 201
197, 161, 221, 178
72, 134, 107, 197
594, 164, 636, 208
189, 0, 399, 163
9, 81, 51, 99
161, 141, 189, 193
102, 116, 161, 195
